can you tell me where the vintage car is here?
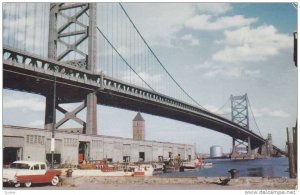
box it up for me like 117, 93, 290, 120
3, 161, 61, 187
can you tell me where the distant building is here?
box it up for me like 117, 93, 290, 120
133, 112, 145, 141
210, 145, 223, 158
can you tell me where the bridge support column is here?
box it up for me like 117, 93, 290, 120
231, 137, 254, 160
45, 94, 56, 130
247, 136, 252, 155
86, 93, 97, 135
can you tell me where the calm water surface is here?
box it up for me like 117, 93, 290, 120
159, 157, 289, 178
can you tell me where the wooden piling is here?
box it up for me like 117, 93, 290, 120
292, 126, 297, 175
286, 127, 297, 178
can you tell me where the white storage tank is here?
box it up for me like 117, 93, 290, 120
210, 145, 223, 158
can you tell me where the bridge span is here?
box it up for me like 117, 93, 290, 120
3, 46, 285, 154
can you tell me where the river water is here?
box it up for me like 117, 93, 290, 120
159, 157, 289, 178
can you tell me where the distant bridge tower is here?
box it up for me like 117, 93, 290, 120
260, 133, 274, 157
231, 94, 249, 129
45, 3, 97, 135
133, 112, 145, 141
230, 94, 253, 159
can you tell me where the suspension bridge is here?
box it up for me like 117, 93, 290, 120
3, 3, 285, 157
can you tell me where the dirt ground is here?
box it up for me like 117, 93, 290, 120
3, 176, 297, 190
42, 176, 300, 190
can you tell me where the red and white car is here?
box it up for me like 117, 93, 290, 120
3, 161, 61, 187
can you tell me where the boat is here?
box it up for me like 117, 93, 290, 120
180, 161, 196, 171
129, 164, 154, 176
203, 162, 213, 168
125, 164, 154, 176
152, 163, 164, 174
72, 161, 127, 176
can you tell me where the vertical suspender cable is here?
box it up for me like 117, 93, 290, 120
40, 4, 43, 56
111, 3, 114, 78
8, 4, 11, 46
16, 3, 20, 50
13, 3, 17, 48
116, 4, 119, 79
106, 4, 109, 76
3, 3, 6, 45
129, 16, 131, 84
248, 98, 263, 136
33, 3, 37, 53
119, 3, 207, 110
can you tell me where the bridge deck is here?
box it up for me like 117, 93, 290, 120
3, 47, 284, 154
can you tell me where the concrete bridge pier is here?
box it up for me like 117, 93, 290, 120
86, 92, 97, 135
44, 93, 56, 131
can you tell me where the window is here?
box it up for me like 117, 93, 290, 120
41, 136, 45, 145
40, 164, 46, 170
33, 164, 39, 170
34, 135, 38, 144
26, 135, 45, 145
64, 138, 77, 147
10, 163, 30, 169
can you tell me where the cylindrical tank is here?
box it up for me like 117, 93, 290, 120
210, 145, 223, 158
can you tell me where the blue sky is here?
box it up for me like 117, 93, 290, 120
2, 3, 298, 153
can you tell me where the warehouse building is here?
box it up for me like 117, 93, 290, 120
3, 113, 195, 165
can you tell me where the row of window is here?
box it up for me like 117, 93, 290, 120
26, 135, 45, 145
64, 138, 78, 147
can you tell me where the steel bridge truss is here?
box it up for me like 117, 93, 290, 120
230, 94, 254, 159
47, 3, 97, 134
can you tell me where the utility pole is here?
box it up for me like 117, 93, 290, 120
51, 77, 56, 169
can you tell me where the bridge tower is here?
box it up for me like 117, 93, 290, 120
230, 94, 254, 159
45, 3, 97, 135
260, 133, 273, 157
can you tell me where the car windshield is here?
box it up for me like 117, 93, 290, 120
10, 163, 30, 169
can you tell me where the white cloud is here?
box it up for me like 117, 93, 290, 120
194, 61, 261, 79
196, 3, 232, 15
244, 69, 261, 77
181, 34, 199, 46
253, 107, 290, 118
204, 66, 243, 78
28, 120, 44, 127
3, 98, 45, 111
193, 61, 213, 70
124, 3, 196, 47
213, 25, 292, 63
184, 14, 257, 31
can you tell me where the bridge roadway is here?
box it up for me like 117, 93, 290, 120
3, 46, 284, 154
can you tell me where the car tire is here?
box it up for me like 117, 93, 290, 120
25, 181, 32, 188
14, 182, 20, 188
51, 176, 59, 186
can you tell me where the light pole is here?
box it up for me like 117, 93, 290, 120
51, 77, 56, 169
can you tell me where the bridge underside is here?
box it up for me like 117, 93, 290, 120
4, 64, 268, 150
